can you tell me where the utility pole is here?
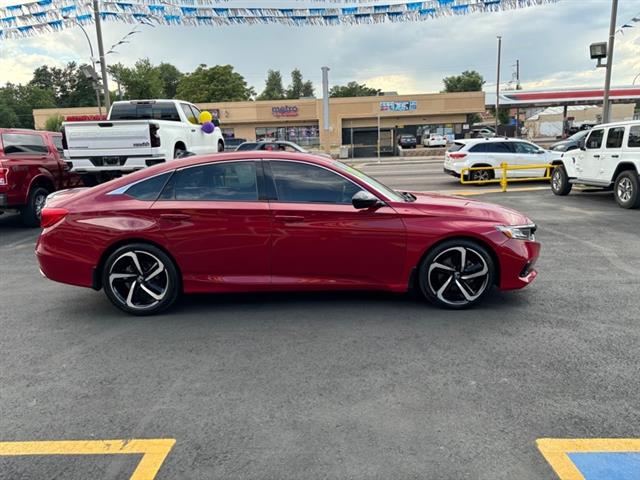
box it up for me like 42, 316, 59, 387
321, 66, 330, 152
515, 59, 520, 137
495, 36, 502, 134
602, 0, 618, 124
93, 0, 111, 112
377, 91, 381, 163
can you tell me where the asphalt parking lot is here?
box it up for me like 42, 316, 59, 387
1, 164, 639, 479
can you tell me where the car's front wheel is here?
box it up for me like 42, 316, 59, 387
614, 170, 640, 209
102, 243, 180, 315
551, 165, 572, 196
419, 239, 495, 309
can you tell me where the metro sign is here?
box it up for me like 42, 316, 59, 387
272, 106, 299, 117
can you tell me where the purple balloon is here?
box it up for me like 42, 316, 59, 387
201, 121, 215, 134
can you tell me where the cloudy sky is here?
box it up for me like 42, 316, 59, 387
1, 0, 639, 95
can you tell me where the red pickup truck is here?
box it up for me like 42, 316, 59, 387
0, 128, 83, 226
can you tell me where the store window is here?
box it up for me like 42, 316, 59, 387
221, 128, 235, 139
255, 126, 319, 146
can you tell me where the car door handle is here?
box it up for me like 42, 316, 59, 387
611, 154, 619, 158
191, 129, 196, 132
160, 213, 191, 221
275, 215, 304, 223
593, 154, 600, 158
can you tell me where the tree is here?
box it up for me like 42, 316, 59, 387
329, 81, 381, 98
286, 69, 314, 99
0, 83, 56, 129
30, 62, 97, 108
301, 81, 314, 98
0, 101, 18, 128
157, 63, 183, 98
44, 114, 64, 132
442, 70, 485, 93
258, 70, 285, 100
117, 58, 164, 100
176, 64, 254, 103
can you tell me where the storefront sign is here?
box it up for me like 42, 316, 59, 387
380, 101, 417, 112
272, 105, 299, 117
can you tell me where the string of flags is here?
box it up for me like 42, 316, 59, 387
0, 0, 559, 40
616, 11, 640, 35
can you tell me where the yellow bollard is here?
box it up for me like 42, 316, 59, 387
500, 162, 508, 192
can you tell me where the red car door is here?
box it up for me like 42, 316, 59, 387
151, 160, 272, 292
266, 160, 406, 290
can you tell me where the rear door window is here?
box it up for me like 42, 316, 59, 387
469, 143, 489, 153
605, 127, 625, 149
1, 133, 48, 155
628, 126, 640, 148
162, 161, 258, 201
125, 172, 173, 201
586, 129, 604, 149
488, 142, 513, 153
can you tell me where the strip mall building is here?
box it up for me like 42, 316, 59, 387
33, 91, 485, 157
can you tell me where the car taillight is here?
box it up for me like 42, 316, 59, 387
150, 124, 161, 148
61, 126, 68, 150
449, 153, 467, 160
41, 208, 68, 228
0, 167, 7, 186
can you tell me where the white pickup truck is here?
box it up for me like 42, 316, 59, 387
62, 99, 224, 182
550, 120, 640, 209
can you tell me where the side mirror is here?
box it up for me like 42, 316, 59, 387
536, 149, 545, 154
352, 190, 381, 209
578, 138, 586, 151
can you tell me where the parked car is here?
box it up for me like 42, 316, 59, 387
62, 99, 225, 184
444, 138, 558, 182
37, 151, 540, 315
550, 120, 640, 208
236, 140, 332, 158
423, 133, 447, 148
223, 138, 247, 152
0, 128, 83, 226
550, 129, 590, 152
397, 134, 417, 149
471, 127, 496, 138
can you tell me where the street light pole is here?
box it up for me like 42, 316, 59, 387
76, 22, 102, 116
495, 36, 502, 134
93, 0, 111, 112
602, 0, 618, 124
377, 91, 381, 163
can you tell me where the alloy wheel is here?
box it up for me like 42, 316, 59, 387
34, 192, 47, 219
108, 250, 169, 310
552, 170, 562, 191
473, 170, 491, 182
617, 177, 633, 203
427, 246, 490, 306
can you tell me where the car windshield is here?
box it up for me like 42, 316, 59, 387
333, 161, 407, 202
568, 130, 590, 141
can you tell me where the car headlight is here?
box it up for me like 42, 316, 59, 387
496, 224, 536, 241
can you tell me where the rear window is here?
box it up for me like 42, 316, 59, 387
52, 136, 63, 154
1, 133, 48, 155
447, 142, 466, 152
236, 143, 258, 151
629, 126, 640, 148
125, 172, 173, 201
110, 102, 181, 122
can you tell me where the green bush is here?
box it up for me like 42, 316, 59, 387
44, 114, 64, 132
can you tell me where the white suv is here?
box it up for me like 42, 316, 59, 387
444, 138, 558, 182
550, 120, 640, 209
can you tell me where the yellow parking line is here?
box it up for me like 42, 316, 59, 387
0, 438, 176, 480
537, 438, 640, 480
442, 186, 550, 196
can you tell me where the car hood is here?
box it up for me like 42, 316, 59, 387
404, 192, 532, 225
550, 139, 576, 150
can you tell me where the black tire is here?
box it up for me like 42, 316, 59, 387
101, 243, 180, 316
551, 165, 572, 196
218, 140, 224, 152
418, 239, 495, 309
174, 146, 186, 159
470, 168, 494, 183
614, 170, 640, 209
21, 186, 49, 227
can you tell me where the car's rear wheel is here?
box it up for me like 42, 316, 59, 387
419, 239, 495, 309
551, 165, 572, 196
21, 186, 49, 227
470, 168, 493, 183
102, 244, 180, 315
614, 170, 640, 209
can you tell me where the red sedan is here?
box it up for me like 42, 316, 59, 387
36, 152, 540, 315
